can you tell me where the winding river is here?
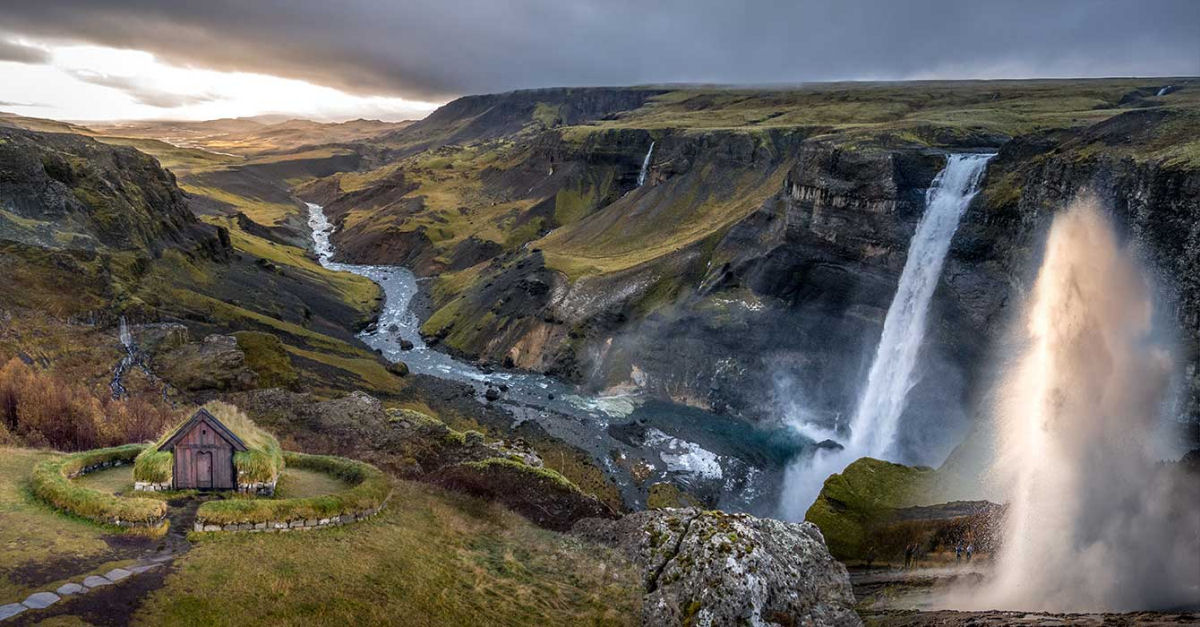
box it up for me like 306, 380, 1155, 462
307, 203, 801, 511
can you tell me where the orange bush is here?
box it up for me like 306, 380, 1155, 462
0, 358, 178, 451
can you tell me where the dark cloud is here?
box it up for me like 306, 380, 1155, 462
66, 69, 218, 107
0, 38, 50, 64
0, 0, 1195, 101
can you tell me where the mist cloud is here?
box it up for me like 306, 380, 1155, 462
0, 0, 1194, 101
65, 69, 218, 107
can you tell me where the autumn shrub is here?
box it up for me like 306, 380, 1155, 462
0, 358, 177, 451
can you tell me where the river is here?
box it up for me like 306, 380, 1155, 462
306, 202, 802, 511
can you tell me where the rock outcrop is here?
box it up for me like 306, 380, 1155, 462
152, 334, 258, 392
574, 508, 860, 626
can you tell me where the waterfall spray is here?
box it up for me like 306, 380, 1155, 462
958, 197, 1200, 611
637, 141, 655, 187
778, 153, 993, 520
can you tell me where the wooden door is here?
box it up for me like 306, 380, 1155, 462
196, 451, 213, 489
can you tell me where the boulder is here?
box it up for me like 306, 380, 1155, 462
574, 509, 860, 626
484, 387, 501, 401
152, 334, 257, 392
387, 361, 409, 377
399, 339, 414, 351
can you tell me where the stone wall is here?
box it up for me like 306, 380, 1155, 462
235, 479, 277, 496
193, 495, 389, 533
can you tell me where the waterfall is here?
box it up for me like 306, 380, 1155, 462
949, 198, 1200, 612
637, 141, 655, 187
118, 316, 133, 351
778, 153, 993, 520
1156, 85, 1172, 97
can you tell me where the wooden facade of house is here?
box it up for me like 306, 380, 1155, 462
159, 408, 247, 490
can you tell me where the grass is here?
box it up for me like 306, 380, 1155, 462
73, 464, 135, 495
207, 402, 285, 484
0, 449, 131, 599
585, 79, 1186, 137
273, 467, 351, 499
235, 331, 300, 389
804, 457, 936, 560
30, 445, 168, 529
136, 479, 641, 626
194, 452, 389, 526
133, 447, 173, 484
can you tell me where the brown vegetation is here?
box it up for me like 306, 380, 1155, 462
0, 358, 177, 451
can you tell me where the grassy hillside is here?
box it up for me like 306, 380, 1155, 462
0, 447, 642, 624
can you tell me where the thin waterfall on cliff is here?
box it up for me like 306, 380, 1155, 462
118, 316, 133, 351
637, 141, 655, 187
950, 198, 1200, 612
778, 153, 994, 520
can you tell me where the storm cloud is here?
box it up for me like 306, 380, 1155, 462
0, 0, 1195, 100
0, 39, 50, 65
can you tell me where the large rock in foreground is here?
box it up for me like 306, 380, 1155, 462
574, 508, 860, 626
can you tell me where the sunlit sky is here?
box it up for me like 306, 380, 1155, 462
0, 1, 1194, 123
0, 40, 442, 122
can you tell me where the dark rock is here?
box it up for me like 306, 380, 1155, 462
399, 339, 414, 351
152, 334, 257, 392
484, 387, 501, 402
573, 509, 859, 626
386, 361, 409, 377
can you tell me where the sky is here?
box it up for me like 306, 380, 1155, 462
0, 0, 1195, 122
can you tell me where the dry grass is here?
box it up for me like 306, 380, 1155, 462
137, 479, 641, 626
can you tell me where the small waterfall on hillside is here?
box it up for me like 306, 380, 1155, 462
118, 316, 133, 351
110, 316, 136, 399
1157, 85, 1172, 97
778, 153, 993, 520
951, 199, 1200, 611
637, 141, 655, 187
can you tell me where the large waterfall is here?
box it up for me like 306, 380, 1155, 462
952, 198, 1200, 611
637, 141, 655, 187
779, 153, 993, 520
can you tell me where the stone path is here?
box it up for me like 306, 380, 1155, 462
1, 498, 200, 623
0, 563, 167, 622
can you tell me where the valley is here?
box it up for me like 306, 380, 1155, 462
1, 76, 1198, 625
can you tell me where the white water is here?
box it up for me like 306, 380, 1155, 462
951, 198, 1200, 612
118, 316, 133, 351
779, 153, 993, 520
637, 141, 655, 186
1157, 85, 1172, 97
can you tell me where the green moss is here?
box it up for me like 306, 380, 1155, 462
458, 458, 584, 495
804, 457, 934, 559
235, 331, 299, 388
31, 444, 168, 529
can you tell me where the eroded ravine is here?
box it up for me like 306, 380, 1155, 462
306, 202, 801, 512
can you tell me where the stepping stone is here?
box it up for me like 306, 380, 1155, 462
0, 603, 25, 620
104, 568, 132, 581
21, 591, 60, 609
56, 582, 85, 596
82, 575, 112, 589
